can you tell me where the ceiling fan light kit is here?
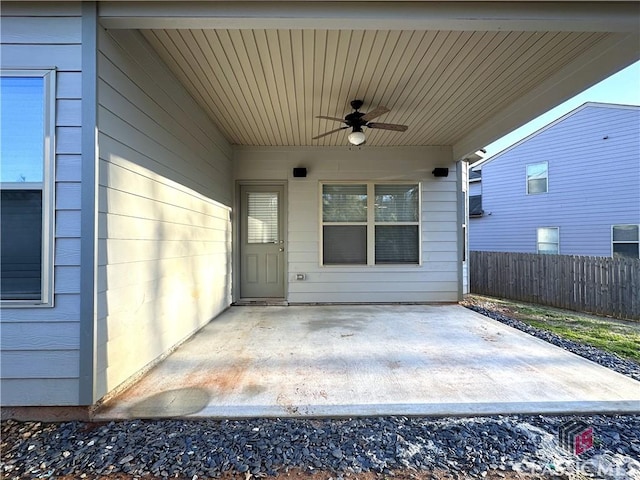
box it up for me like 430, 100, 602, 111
348, 129, 366, 146
313, 99, 408, 145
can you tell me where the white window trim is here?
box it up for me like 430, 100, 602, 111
1, 69, 56, 307
536, 226, 559, 254
526, 161, 548, 195
611, 224, 640, 259
319, 181, 422, 266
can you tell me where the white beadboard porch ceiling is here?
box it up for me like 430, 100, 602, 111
141, 28, 609, 148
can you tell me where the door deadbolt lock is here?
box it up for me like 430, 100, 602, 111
279, 247, 284, 252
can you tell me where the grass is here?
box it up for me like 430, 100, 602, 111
465, 295, 640, 364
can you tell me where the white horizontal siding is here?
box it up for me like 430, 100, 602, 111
234, 146, 460, 303
0, 5, 82, 406
96, 28, 233, 399
470, 104, 640, 256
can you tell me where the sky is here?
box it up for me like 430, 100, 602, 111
481, 60, 640, 160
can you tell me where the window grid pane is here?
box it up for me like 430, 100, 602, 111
537, 228, 558, 243
538, 243, 559, 255
0, 76, 45, 183
613, 243, 639, 259
322, 184, 367, 222
528, 178, 548, 194
375, 225, 419, 264
0, 190, 42, 300
613, 225, 639, 242
374, 184, 419, 222
247, 192, 279, 244
323, 225, 367, 265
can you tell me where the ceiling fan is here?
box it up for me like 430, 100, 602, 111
313, 100, 408, 145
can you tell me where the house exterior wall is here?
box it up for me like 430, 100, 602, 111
469, 104, 640, 256
96, 28, 233, 399
0, 3, 83, 406
234, 146, 461, 303
469, 181, 482, 198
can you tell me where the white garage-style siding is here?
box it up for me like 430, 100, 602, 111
0, 3, 83, 406
96, 28, 233, 399
234, 146, 461, 303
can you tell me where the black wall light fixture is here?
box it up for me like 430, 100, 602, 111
293, 167, 307, 178
432, 167, 449, 177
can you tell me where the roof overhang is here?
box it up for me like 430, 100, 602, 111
96, 1, 640, 157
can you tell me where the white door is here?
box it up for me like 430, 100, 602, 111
240, 185, 285, 298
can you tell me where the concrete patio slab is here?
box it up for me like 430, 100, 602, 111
94, 305, 640, 419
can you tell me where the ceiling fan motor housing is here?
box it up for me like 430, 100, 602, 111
345, 111, 366, 128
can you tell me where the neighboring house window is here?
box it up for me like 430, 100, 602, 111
526, 162, 548, 194
612, 225, 639, 259
1, 70, 56, 306
469, 194, 483, 217
537, 227, 559, 254
321, 183, 420, 265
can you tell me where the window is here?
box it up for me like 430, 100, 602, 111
1, 70, 56, 305
527, 162, 548, 194
612, 225, 639, 259
537, 227, 559, 254
247, 192, 279, 244
321, 183, 420, 265
469, 194, 483, 217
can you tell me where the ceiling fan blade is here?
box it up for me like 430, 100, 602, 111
316, 115, 346, 123
312, 126, 348, 140
361, 106, 390, 122
367, 122, 408, 132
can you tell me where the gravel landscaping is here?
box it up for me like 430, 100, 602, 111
2, 301, 639, 479
2, 414, 640, 479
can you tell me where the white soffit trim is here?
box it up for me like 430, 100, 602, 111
99, 2, 640, 33
452, 31, 640, 160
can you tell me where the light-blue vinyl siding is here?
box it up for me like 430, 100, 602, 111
469, 104, 640, 256
0, 4, 83, 406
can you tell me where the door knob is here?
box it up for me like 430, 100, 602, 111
279, 247, 284, 252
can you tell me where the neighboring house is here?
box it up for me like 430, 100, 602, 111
1, 1, 638, 410
469, 103, 640, 258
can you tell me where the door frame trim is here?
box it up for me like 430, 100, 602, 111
233, 180, 288, 303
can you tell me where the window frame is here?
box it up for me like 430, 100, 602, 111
1, 69, 56, 307
536, 226, 559, 255
611, 224, 640, 259
526, 161, 549, 195
319, 181, 421, 266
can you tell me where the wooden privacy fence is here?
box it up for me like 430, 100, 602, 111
470, 251, 640, 320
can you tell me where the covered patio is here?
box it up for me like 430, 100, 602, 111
94, 305, 640, 419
